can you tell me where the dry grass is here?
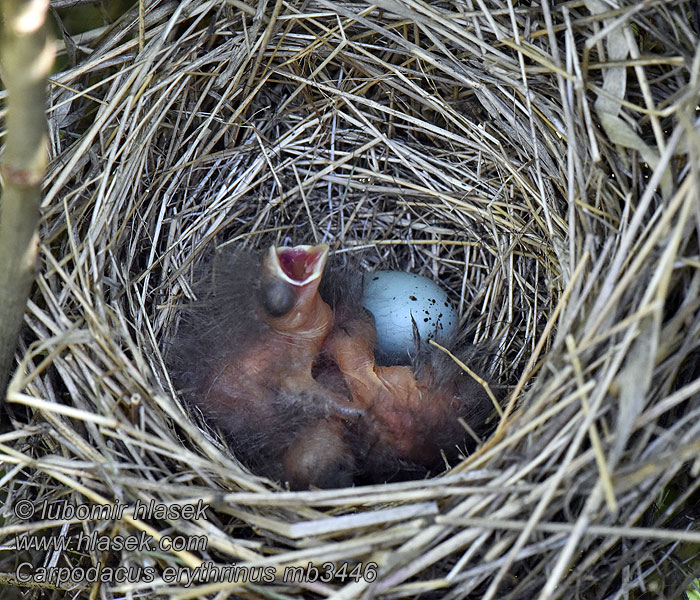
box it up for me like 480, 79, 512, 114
1, 0, 700, 598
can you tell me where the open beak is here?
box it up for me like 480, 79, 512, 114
266, 244, 329, 287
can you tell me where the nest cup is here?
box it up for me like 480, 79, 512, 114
3, 1, 700, 598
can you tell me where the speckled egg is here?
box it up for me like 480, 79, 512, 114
362, 270, 458, 364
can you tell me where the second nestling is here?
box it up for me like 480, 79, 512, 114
168, 244, 494, 489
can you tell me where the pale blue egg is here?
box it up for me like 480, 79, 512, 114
362, 271, 458, 363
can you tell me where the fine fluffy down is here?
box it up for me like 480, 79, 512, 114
168, 245, 495, 489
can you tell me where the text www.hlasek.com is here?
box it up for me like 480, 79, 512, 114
17, 530, 199, 553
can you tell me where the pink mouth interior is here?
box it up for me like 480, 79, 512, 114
277, 247, 324, 282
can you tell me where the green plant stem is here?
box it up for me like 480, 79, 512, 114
0, 0, 54, 399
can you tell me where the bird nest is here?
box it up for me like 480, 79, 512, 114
2, 1, 700, 598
